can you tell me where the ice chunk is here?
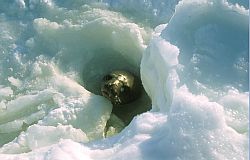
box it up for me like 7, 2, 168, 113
0, 124, 88, 154
8, 77, 22, 87
0, 87, 13, 99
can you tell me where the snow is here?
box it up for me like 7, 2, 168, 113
0, 0, 248, 159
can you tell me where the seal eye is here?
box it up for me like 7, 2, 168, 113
120, 86, 130, 94
103, 74, 113, 81
120, 87, 124, 92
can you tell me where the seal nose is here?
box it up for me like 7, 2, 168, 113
101, 83, 114, 99
104, 83, 110, 88
101, 88, 109, 97
101, 83, 108, 93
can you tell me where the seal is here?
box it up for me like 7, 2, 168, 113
101, 70, 142, 105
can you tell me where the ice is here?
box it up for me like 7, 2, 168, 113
219, 89, 249, 133
141, 36, 179, 112
8, 77, 22, 87
161, 0, 249, 93
0, 124, 88, 154
0, 0, 248, 159
102, 0, 180, 27
0, 87, 13, 99
227, 0, 249, 8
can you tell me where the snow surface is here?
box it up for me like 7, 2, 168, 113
0, 0, 248, 159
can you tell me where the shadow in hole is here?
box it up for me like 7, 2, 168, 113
81, 48, 140, 95
81, 48, 151, 135
111, 88, 151, 126
104, 75, 152, 136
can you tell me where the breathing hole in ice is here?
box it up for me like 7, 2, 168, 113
81, 48, 152, 137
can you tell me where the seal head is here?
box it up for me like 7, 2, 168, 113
101, 71, 141, 105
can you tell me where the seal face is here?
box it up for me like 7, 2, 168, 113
101, 70, 141, 105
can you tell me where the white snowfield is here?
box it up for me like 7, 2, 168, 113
0, 0, 248, 160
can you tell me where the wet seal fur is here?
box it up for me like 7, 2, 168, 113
101, 70, 151, 137
101, 70, 142, 105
